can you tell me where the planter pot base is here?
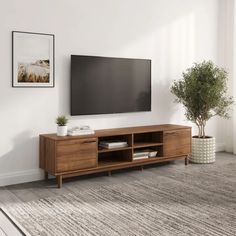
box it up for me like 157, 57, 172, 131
190, 137, 215, 163
57, 126, 67, 136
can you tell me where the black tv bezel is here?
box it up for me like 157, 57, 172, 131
70, 55, 152, 116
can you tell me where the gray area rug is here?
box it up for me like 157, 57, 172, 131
2, 160, 236, 236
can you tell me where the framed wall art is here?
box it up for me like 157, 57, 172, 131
12, 31, 55, 87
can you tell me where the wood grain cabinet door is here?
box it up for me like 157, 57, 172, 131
56, 138, 97, 173
163, 129, 191, 157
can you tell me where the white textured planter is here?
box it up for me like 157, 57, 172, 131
190, 136, 215, 163
57, 126, 67, 136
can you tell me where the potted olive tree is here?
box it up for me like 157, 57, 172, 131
56, 115, 68, 136
171, 61, 233, 163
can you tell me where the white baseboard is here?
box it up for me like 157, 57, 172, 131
216, 142, 225, 152
0, 169, 43, 187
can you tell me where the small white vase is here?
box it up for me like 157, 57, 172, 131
57, 126, 68, 136
190, 136, 215, 163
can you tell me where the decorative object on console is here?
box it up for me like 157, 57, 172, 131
56, 115, 68, 136
148, 150, 158, 158
68, 126, 95, 136
171, 61, 233, 163
12, 31, 55, 87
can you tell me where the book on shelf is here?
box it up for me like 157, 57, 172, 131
99, 140, 128, 149
134, 149, 158, 158
100, 140, 127, 145
133, 151, 149, 158
133, 156, 149, 160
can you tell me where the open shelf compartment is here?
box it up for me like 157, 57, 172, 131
133, 131, 163, 148
98, 149, 133, 167
133, 145, 163, 161
98, 134, 132, 152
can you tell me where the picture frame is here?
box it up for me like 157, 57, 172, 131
12, 31, 55, 88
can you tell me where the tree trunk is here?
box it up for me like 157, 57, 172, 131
202, 124, 205, 138
196, 122, 200, 138
196, 120, 206, 138
198, 124, 202, 138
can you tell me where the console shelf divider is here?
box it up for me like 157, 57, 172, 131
133, 142, 163, 148
98, 146, 132, 153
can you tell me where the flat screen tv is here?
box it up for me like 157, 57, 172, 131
71, 55, 151, 115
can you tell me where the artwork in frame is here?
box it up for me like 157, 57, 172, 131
12, 31, 55, 87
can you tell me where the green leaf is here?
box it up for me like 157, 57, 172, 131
170, 61, 234, 137
56, 115, 68, 126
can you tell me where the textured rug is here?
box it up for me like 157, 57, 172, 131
2, 161, 236, 236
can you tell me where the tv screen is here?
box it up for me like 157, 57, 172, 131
71, 55, 151, 115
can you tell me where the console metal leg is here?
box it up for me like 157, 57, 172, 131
141, 166, 144, 171
108, 171, 112, 176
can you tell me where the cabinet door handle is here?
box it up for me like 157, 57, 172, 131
82, 140, 96, 144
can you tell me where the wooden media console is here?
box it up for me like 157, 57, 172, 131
40, 124, 191, 188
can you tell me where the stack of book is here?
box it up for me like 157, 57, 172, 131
133, 150, 149, 160
99, 140, 128, 149
133, 149, 158, 160
68, 126, 95, 136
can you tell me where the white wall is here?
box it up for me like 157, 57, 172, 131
219, 0, 236, 154
0, 0, 223, 186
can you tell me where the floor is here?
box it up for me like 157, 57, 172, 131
0, 210, 23, 236
0, 152, 235, 235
